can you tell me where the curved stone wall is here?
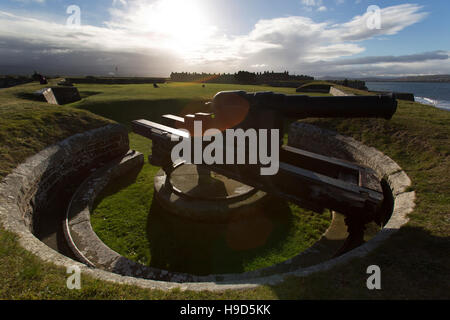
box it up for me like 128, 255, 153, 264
0, 122, 415, 291
0, 124, 129, 235
288, 122, 412, 196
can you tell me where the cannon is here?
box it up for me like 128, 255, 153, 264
132, 91, 397, 254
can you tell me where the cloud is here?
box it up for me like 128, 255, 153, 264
301, 0, 323, 6
331, 4, 428, 41
239, 16, 365, 67
0, 2, 447, 77
304, 50, 450, 77
112, 0, 127, 6
301, 0, 326, 11
11, 0, 45, 3
331, 51, 449, 66
314, 58, 450, 78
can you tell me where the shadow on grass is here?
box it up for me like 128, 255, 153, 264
79, 91, 102, 99
77, 98, 209, 129
92, 165, 142, 210
15, 90, 102, 103
145, 196, 297, 276
266, 225, 450, 299
15, 92, 46, 102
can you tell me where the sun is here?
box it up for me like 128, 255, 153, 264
144, 0, 214, 55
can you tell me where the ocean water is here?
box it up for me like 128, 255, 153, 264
366, 81, 450, 111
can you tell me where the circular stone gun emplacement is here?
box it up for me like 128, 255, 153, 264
62, 121, 412, 285
0, 90, 415, 291
0, 123, 414, 291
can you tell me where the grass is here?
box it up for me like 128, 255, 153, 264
0, 81, 448, 299
81, 82, 331, 275
0, 80, 112, 179
73, 81, 329, 129
91, 137, 331, 275
297, 81, 335, 88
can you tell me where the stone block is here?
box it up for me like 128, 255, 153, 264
43, 87, 81, 105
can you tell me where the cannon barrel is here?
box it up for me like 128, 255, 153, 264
212, 91, 398, 121
282, 94, 397, 120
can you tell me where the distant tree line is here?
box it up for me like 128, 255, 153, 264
170, 72, 234, 83
170, 71, 314, 85
0, 74, 33, 88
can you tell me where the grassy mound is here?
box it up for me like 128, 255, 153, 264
0, 80, 111, 179
296, 81, 334, 92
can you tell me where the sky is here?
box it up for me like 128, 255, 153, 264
0, 0, 449, 78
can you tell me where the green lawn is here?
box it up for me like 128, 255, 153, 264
91, 133, 331, 275
73, 81, 329, 129
0, 81, 448, 299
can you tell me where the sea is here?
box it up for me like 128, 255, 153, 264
366, 81, 450, 111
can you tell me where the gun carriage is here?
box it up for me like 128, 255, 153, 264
132, 91, 397, 254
